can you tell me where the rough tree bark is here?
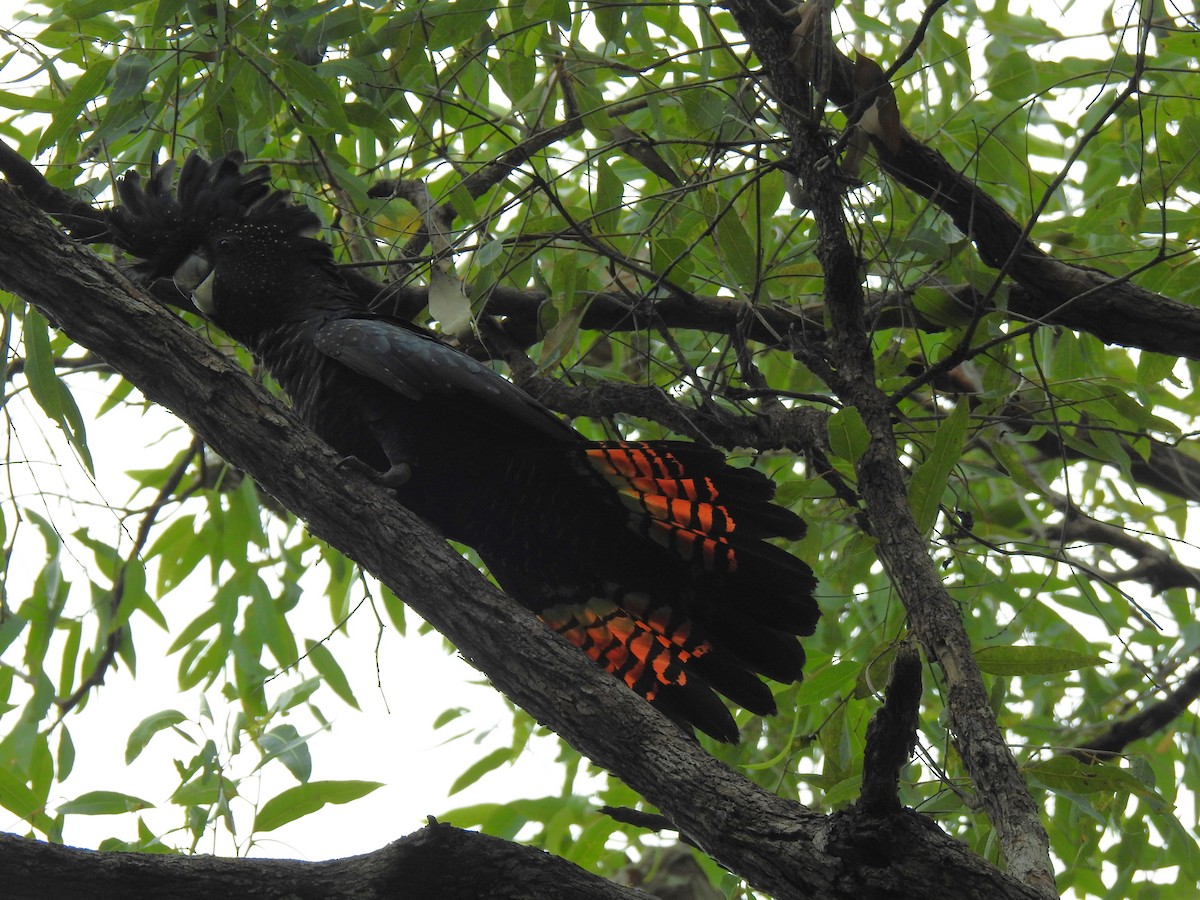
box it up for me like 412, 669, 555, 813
2, 823, 656, 900
726, 0, 1061, 894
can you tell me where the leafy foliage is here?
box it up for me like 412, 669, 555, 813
0, 0, 1198, 895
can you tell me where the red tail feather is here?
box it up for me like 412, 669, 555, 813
543, 595, 710, 700
585, 442, 749, 572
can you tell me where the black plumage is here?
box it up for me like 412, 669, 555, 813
109, 154, 821, 742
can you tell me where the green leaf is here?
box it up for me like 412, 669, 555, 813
426, 0, 498, 49
270, 678, 322, 715
56, 727, 75, 783
649, 235, 692, 283
908, 403, 968, 534
1027, 757, 1152, 797
109, 51, 153, 104
257, 724, 313, 783
170, 774, 237, 807
475, 239, 505, 269
57, 620, 81, 701
248, 594, 299, 669
538, 303, 587, 369
449, 746, 512, 795
36, 57, 114, 156
433, 707, 468, 729
1135, 352, 1180, 390
714, 207, 757, 287
911, 285, 974, 327
974, 645, 1106, 677
439, 801, 502, 830
0, 764, 41, 822
592, 158, 622, 238
853, 642, 898, 699
0, 90, 62, 113
791, 658, 858, 708
149, 515, 207, 595
826, 407, 869, 464
21, 308, 93, 473
253, 780, 383, 833
126, 710, 189, 764
448, 181, 476, 223
278, 58, 350, 132
819, 700, 851, 785
60, 0, 127, 17
58, 790, 153, 816
304, 640, 360, 709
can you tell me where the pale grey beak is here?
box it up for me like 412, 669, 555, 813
173, 253, 214, 314
191, 270, 216, 315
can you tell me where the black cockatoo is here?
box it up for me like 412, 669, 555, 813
107, 153, 820, 742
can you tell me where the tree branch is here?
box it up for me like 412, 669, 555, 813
1071, 659, 1200, 762
369, 114, 585, 260
725, 2, 1055, 892
1, 822, 655, 900
857, 642, 922, 816
1036, 502, 1200, 594
4, 137, 1196, 366
817, 39, 1200, 361
0, 141, 108, 242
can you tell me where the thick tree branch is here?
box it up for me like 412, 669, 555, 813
817, 38, 1200, 361
935, 364, 1200, 507
1036, 502, 1200, 594
0, 141, 108, 241
1, 822, 655, 900
1071, 660, 1200, 762
0, 179, 1047, 898
998, 406, 1200, 506
857, 642, 922, 816
725, 1, 1055, 893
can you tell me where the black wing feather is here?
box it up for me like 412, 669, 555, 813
313, 317, 571, 443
